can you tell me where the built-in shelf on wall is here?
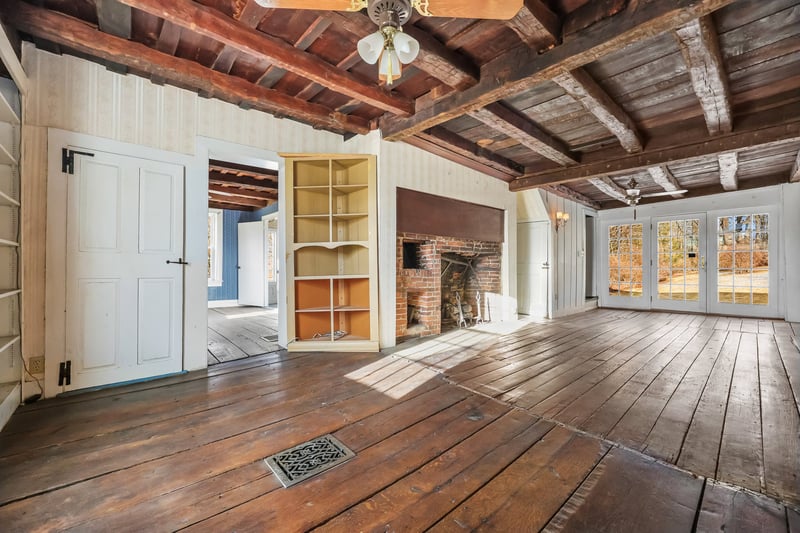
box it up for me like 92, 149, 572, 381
0, 145, 16, 166
285, 154, 379, 352
0, 191, 19, 207
0, 289, 20, 300
0, 335, 19, 354
0, 239, 19, 248
0, 92, 19, 125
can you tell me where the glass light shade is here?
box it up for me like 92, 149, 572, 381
378, 48, 402, 85
392, 31, 420, 64
357, 31, 385, 65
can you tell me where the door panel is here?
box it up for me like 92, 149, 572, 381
77, 279, 119, 370
651, 215, 706, 313
138, 169, 175, 253
708, 210, 777, 317
238, 221, 266, 307
517, 221, 549, 317
66, 150, 184, 391
137, 278, 174, 363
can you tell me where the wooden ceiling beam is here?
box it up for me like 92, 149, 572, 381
114, 0, 414, 116
505, 0, 561, 48
509, 114, 800, 191
542, 184, 601, 210
96, 0, 131, 39
209, 160, 278, 178
256, 16, 332, 89
209, 201, 256, 212
209, 172, 278, 190
675, 16, 732, 136
418, 127, 525, 178
718, 152, 738, 191
553, 68, 643, 153
209, 191, 269, 208
791, 150, 800, 183
469, 103, 577, 166
2, 1, 370, 135
647, 166, 685, 198
380, 0, 737, 141
403, 133, 518, 183
588, 177, 627, 203
208, 184, 277, 201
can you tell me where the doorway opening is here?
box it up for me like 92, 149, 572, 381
585, 214, 596, 300
206, 157, 281, 365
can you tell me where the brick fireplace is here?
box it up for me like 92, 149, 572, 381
396, 232, 502, 340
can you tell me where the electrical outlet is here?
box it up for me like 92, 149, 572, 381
28, 356, 45, 374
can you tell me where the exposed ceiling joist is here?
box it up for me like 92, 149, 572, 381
588, 177, 627, 203
509, 113, 800, 191
718, 152, 739, 191
114, 0, 414, 116
209, 191, 270, 208
469, 103, 577, 166
417, 126, 524, 178
209, 160, 278, 179
404, 133, 518, 183
96, 0, 131, 39
209, 173, 278, 190
380, 0, 737, 141
791, 150, 800, 183
675, 16, 732, 136
209, 201, 255, 211
504, 0, 561, 48
256, 16, 333, 89
552, 68, 643, 153
542, 184, 601, 210
4, 1, 370, 135
208, 184, 277, 201
647, 166, 685, 197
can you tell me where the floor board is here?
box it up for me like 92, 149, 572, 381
207, 306, 279, 364
1, 309, 798, 531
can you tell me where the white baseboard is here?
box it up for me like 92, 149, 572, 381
208, 299, 239, 308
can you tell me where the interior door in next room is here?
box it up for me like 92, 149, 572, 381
650, 215, 706, 313
66, 150, 184, 391
238, 220, 265, 307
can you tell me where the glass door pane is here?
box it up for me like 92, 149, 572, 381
651, 215, 706, 313
710, 212, 775, 317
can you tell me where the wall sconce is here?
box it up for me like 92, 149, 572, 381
555, 211, 570, 231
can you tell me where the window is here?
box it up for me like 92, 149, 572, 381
608, 223, 643, 297
208, 209, 223, 287
717, 213, 768, 305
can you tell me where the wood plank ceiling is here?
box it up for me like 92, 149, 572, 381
1, 0, 798, 209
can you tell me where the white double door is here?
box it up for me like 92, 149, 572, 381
648, 211, 776, 317
65, 150, 184, 391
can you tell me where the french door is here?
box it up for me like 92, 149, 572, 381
650, 215, 706, 313
603, 208, 778, 318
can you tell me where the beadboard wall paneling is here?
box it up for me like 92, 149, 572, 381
24, 45, 196, 155
20, 125, 46, 399
540, 190, 597, 317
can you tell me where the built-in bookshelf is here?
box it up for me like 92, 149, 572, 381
284, 155, 378, 352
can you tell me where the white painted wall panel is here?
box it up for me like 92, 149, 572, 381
26, 44, 517, 382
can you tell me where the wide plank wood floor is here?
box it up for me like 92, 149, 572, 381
207, 305, 279, 365
0, 309, 797, 531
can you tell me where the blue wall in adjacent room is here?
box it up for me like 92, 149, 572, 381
208, 203, 279, 302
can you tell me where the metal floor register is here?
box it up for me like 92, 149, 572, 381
265, 434, 356, 487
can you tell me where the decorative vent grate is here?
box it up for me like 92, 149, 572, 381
265, 434, 355, 488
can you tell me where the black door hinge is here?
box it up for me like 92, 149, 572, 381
62, 149, 95, 174
58, 360, 72, 386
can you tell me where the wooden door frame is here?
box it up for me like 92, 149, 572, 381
45, 129, 193, 398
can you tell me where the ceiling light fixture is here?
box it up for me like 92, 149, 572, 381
356, 0, 420, 85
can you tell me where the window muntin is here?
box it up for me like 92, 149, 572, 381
716, 214, 768, 305
608, 223, 643, 297
208, 209, 223, 287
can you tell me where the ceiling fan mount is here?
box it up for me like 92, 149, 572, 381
366, 0, 413, 27
624, 177, 688, 207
